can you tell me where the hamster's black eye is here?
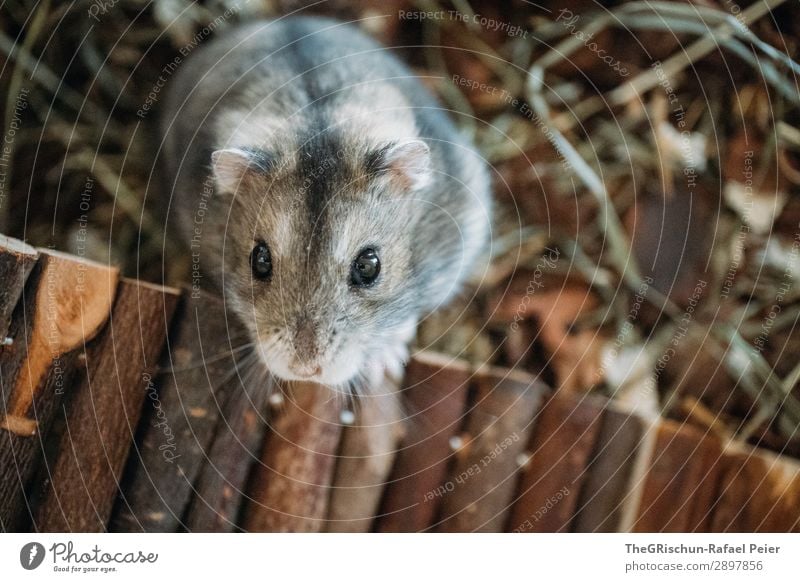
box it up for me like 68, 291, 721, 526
350, 248, 380, 287
250, 241, 273, 280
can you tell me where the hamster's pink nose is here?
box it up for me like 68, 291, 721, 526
289, 362, 322, 378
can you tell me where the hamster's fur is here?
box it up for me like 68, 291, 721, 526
160, 17, 491, 388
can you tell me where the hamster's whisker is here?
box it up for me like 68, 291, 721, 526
342, 377, 363, 412
210, 349, 262, 397
240, 352, 270, 396
155, 340, 257, 374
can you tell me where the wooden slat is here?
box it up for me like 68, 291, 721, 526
182, 363, 272, 532
242, 382, 342, 532
0, 249, 117, 530
33, 279, 179, 531
573, 405, 645, 532
110, 290, 246, 532
0, 235, 37, 340
437, 365, 546, 532
326, 379, 404, 532
633, 420, 723, 532
711, 446, 800, 532
375, 352, 471, 532
507, 392, 604, 532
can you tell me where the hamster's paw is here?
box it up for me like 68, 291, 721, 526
358, 316, 417, 389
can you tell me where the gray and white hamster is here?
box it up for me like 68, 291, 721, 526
160, 16, 491, 388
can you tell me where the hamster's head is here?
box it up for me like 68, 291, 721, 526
210, 134, 434, 389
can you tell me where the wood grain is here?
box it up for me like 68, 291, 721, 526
242, 382, 342, 532
182, 362, 272, 532
0, 250, 117, 530
375, 352, 471, 532
326, 378, 404, 532
110, 289, 247, 532
506, 392, 605, 532
0, 235, 37, 340
33, 279, 179, 532
633, 420, 723, 532
710, 445, 800, 532
573, 404, 645, 532
437, 365, 547, 532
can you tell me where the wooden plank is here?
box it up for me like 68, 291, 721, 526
686, 436, 726, 533
32, 279, 179, 532
241, 382, 342, 532
0, 249, 118, 530
0, 235, 37, 340
182, 361, 272, 532
711, 445, 800, 532
437, 365, 547, 532
110, 289, 247, 532
633, 420, 723, 532
507, 392, 604, 532
326, 379, 404, 532
375, 352, 471, 532
572, 404, 645, 532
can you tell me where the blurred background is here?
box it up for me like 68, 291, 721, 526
1, 0, 800, 462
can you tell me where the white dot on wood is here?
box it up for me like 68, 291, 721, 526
516, 453, 531, 468
340, 409, 355, 425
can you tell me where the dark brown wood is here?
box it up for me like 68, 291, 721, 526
633, 420, 723, 532
242, 382, 342, 532
0, 258, 51, 532
375, 352, 471, 532
110, 289, 248, 532
0, 235, 37, 340
0, 250, 118, 531
437, 365, 547, 532
182, 362, 272, 532
506, 392, 605, 532
326, 379, 404, 532
710, 446, 800, 532
33, 279, 179, 532
686, 434, 726, 533
573, 404, 645, 532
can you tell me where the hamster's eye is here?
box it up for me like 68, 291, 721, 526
350, 248, 380, 287
250, 241, 273, 280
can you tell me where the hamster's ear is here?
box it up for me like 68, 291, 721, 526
211, 148, 270, 193
367, 139, 432, 191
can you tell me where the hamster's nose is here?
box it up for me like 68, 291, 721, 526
290, 317, 322, 377
289, 362, 322, 378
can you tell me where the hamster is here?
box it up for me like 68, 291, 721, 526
160, 17, 491, 389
